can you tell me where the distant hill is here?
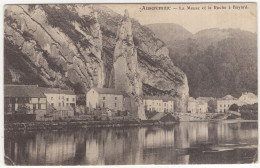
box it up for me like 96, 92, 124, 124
147, 23, 257, 98
146, 23, 192, 45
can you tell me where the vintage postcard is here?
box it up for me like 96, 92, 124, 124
3, 3, 258, 165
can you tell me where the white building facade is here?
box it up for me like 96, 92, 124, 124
143, 96, 174, 113
86, 88, 125, 111
198, 101, 208, 113
40, 88, 76, 109
217, 95, 237, 113
188, 97, 198, 113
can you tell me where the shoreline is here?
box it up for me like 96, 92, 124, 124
4, 120, 179, 131
4, 119, 257, 131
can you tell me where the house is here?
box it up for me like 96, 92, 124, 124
143, 96, 174, 113
86, 88, 128, 112
216, 95, 238, 113
4, 85, 47, 120
188, 97, 198, 113
197, 101, 208, 113
237, 92, 258, 106
39, 87, 76, 109
38, 87, 76, 119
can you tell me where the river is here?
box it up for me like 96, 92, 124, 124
4, 120, 258, 165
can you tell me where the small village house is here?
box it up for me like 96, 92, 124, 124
188, 97, 198, 113
237, 92, 258, 106
39, 87, 76, 109
143, 96, 174, 113
4, 85, 47, 120
4, 85, 77, 121
197, 101, 208, 113
216, 95, 238, 113
39, 87, 76, 118
86, 88, 128, 115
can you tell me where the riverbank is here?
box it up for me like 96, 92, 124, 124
5, 119, 258, 131
4, 120, 179, 131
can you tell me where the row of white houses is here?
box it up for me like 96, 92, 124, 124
216, 92, 258, 113
86, 88, 175, 114
188, 92, 258, 113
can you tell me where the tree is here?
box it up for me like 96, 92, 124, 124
229, 104, 239, 112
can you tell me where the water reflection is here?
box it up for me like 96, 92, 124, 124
5, 121, 258, 165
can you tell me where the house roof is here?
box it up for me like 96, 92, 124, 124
4, 85, 46, 98
4, 85, 75, 98
92, 88, 124, 95
196, 97, 215, 102
38, 87, 75, 95
143, 95, 174, 101
150, 113, 166, 120
220, 95, 237, 100
188, 97, 198, 103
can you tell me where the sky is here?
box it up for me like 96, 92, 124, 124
104, 3, 257, 34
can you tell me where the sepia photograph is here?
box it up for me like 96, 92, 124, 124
3, 2, 258, 165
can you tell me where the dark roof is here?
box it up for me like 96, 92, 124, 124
4, 85, 46, 98
4, 85, 75, 98
92, 88, 124, 95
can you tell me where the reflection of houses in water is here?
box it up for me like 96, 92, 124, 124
143, 127, 175, 148
5, 121, 258, 165
5, 131, 77, 165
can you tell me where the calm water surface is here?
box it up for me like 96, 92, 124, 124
5, 120, 258, 165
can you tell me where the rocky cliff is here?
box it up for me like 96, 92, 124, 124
112, 10, 146, 119
4, 4, 189, 112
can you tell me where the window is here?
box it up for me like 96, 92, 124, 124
38, 98, 40, 102
115, 103, 117, 107
66, 98, 69, 101
62, 96, 64, 100
59, 103, 61, 107
72, 98, 75, 102
62, 102, 64, 107
103, 102, 105, 108
164, 103, 166, 106
220, 105, 222, 107
115, 97, 117, 100
51, 97, 53, 100
103, 97, 105, 100
51, 103, 54, 106
66, 103, 69, 106
38, 104, 41, 110
59, 96, 60, 100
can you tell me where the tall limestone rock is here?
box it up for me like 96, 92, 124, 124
113, 10, 146, 120
89, 6, 105, 88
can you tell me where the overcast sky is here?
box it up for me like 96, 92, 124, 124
104, 3, 257, 34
